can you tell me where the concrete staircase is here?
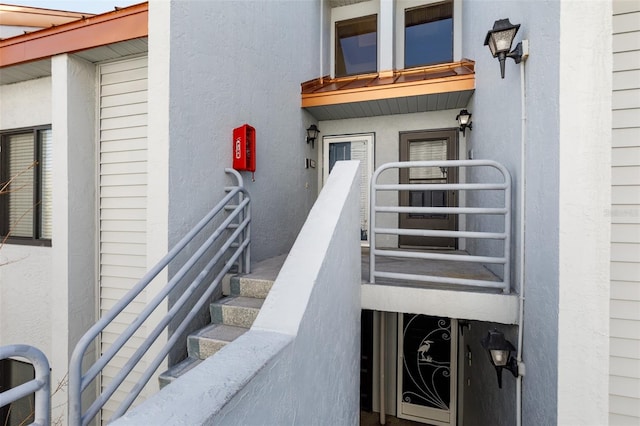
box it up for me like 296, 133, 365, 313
158, 255, 285, 388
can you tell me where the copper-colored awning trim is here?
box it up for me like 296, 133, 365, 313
0, 4, 94, 28
302, 60, 475, 108
0, 2, 148, 68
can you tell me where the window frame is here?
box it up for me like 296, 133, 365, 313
0, 125, 52, 247
330, 1, 380, 78
335, 13, 379, 77
395, 0, 462, 70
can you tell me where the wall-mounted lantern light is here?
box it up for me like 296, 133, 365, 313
484, 19, 524, 79
481, 329, 520, 388
306, 124, 320, 149
456, 109, 472, 136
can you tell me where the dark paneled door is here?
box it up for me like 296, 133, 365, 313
399, 130, 458, 248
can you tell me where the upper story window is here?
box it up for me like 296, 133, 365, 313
0, 126, 52, 246
394, 0, 460, 71
335, 14, 378, 77
329, 0, 460, 78
404, 1, 453, 68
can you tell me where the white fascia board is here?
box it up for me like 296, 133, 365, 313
362, 283, 520, 324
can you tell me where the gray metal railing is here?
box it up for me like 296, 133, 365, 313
69, 169, 250, 426
0, 344, 51, 426
370, 160, 512, 293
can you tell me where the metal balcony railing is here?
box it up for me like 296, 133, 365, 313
0, 344, 50, 426
69, 169, 250, 426
370, 160, 512, 293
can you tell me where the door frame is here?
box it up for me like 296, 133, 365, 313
322, 133, 374, 244
398, 129, 459, 248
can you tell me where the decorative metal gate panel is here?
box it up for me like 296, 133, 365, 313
398, 314, 457, 425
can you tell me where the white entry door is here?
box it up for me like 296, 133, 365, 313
323, 134, 374, 243
397, 315, 458, 425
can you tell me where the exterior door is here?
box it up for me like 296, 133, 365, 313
397, 315, 457, 425
399, 130, 458, 248
323, 134, 374, 243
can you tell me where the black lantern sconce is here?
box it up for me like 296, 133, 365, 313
456, 109, 472, 136
306, 124, 320, 149
481, 329, 521, 388
484, 19, 524, 79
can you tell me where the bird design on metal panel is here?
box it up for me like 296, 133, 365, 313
418, 339, 434, 363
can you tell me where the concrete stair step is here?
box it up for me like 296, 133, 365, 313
158, 255, 285, 389
230, 276, 274, 298
187, 323, 248, 359
226, 254, 283, 297
210, 296, 263, 328
158, 356, 202, 389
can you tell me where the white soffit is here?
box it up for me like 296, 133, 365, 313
0, 38, 148, 85
330, 0, 371, 8
305, 89, 474, 120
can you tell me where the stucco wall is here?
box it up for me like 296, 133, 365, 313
462, 1, 611, 424
115, 160, 361, 425
0, 246, 52, 350
50, 53, 98, 424
214, 160, 361, 425
165, 0, 320, 263
0, 77, 51, 130
557, 1, 611, 424
0, 77, 53, 354
461, 1, 561, 424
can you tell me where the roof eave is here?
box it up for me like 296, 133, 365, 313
0, 3, 94, 28
0, 2, 148, 68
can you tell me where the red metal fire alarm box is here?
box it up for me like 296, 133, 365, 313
232, 124, 256, 172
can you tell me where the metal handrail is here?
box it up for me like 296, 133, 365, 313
370, 160, 512, 293
0, 345, 50, 426
69, 169, 250, 426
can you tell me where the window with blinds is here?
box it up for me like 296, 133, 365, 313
409, 139, 448, 181
0, 127, 52, 245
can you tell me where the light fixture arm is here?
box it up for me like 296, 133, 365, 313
497, 42, 523, 79
508, 42, 524, 64
495, 355, 520, 388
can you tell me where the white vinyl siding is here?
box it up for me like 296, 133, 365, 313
98, 56, 148, 423
611, 2, 640, 424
